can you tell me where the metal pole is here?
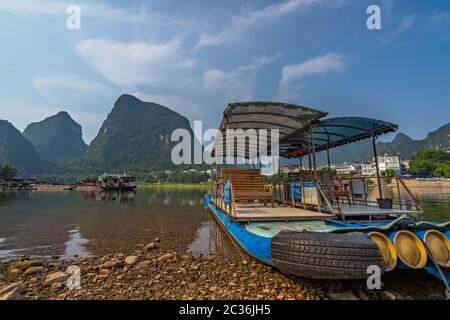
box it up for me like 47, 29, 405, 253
310, 126, 318, 180
372, 134, 383, 199
326, 148, 331, 173
307, 132, 313, 180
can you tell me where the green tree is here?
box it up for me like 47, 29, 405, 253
409, 149, 450, 176
434, 163, 450, 178
1, 163, 18, 179
384, 168, 395, 177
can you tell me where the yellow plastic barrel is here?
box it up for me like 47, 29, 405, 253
423, 230, 450, 268
368, 232, 397, 271
393, 230, 427, 269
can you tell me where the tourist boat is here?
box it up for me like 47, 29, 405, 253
98, 173, 120, 190
205, 102, 450, 284
119, 174, 137, 190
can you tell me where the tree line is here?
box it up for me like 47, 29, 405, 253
409, 149, 450, 178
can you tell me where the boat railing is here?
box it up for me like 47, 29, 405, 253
209, 174, 424, 221
210, 178, 236, 218
331, 176, 424, 218
270, 180, 336, 213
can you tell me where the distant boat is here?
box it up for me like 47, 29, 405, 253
98, 174, 120, 190
98, 173, 137, 190
119, 173, 137, 190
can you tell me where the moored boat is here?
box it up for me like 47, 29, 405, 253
205, 102, 450, 283
119, 174, 137, 190
98, 173, 120, 190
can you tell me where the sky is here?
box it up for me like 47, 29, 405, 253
1, 0, 450, 144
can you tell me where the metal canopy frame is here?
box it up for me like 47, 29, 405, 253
280, 116, 398, 158
212, 101, 327, 158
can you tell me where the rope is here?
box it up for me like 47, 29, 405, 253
421, 240, 450, 300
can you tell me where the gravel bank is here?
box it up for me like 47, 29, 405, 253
0, 242, 447, 300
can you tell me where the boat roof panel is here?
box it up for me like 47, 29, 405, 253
281, 116, 398, 158
212, 101, 328, 158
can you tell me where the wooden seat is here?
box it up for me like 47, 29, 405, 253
222, 168, 274, 207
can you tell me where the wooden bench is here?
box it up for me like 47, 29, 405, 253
222, 168, 274, 207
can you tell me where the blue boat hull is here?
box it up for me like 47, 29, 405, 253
205, 194, 386, 280
205, 194, 450, 282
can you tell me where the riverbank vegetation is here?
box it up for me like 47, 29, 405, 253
409, 149, 450, 178
0, 163, 18, 179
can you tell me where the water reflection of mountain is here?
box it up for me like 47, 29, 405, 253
0, 192, 83, 258
0, 192, 17, 208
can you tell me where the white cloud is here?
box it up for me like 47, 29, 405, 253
0, 0, 65, 15
381, 14, 417, 45
277, 53, 344, 100
76, 38, 183, 89
196, 0, 321, 48
0, 0, 184, 28
201, 54, 279, 101
33, 75, 113, 96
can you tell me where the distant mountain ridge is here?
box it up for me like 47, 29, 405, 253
23, 111, 87, 162
1, 95, 449, 179
81, 94, 195, 174
0, 120, 47, 175
377, 123, 450, 160
321, 122, 450, 165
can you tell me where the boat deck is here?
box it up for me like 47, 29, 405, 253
233, 203, 335, 221
222, 201, 422, 222
338, 203, 421, 217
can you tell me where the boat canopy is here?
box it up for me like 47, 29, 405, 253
212, 101, 327, 158
280, 116, 398, 158
211, 102, 397, 159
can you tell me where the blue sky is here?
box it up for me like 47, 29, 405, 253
1, 0, 450, 143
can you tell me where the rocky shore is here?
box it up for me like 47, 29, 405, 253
0, 240, 447, 300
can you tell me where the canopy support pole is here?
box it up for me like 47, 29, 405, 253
326, 148, 331, 173
310, 126, 318, 180
307, 134, 313, 180
372, 134, 383, 199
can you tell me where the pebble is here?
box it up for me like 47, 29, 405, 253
157, 253, 173, 262
136, 261, 151, 269
0, 282, 25, 300
9, 269, 23, 275
380, 290, 397, 300
329, 291, 358, 300
44, 272, 67, 286
124, 256, 139, 265
51, 282, 63, 291
22, 267, 44, 277
144, 242, 157, 251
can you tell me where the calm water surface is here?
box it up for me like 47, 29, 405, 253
0, 188, 241, 260
0, 186, 449, 259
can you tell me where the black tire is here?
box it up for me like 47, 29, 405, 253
271, 231, 386, 280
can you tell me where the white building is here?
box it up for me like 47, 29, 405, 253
377, 156, 401, 175
335, 164, 359, 175
361, 163, 377, 176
